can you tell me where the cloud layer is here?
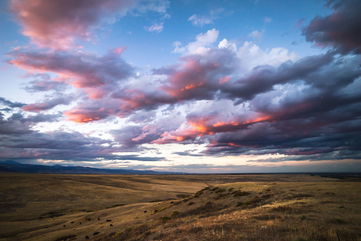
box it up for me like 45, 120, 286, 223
304, 0, 361, 53
10, 0, 137, 49
3, 0, 361, 168
10, 0, 169, 49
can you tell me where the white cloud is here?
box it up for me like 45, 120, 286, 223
218, 39, 298, 72
173, 30, 296, 70
188, 9, 223, 27
173, 28, 219, 55
218, 38, 237, 52
264, 17, 272, 23
146, 22, 164, 32
136, 0, 170, 14
188, 14, 213, 26
249, 30, 264, 40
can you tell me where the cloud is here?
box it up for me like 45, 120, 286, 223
10, 0, 137, 49
222, 53, 332, 100
24, 74, 68, 92
9, 49, 134, 99
146, 22, 164, 33
173, 29, 219, 55
160, 48, 236, 101
112, 49, 361, 163
219, 40, 297, 72
264, 17, 272, 23
112, 125, 160, 150
56, 35, 317, 123
0, 131, 110, 162
10, 29, 298, 124
188, 14, 214, 26
249, 30, 263, 40
153, 113, 272, 144
202, 54, 361, 158
0, 97, 24, 108
99, 154, 165, 162
61, 42, 236, 123
304, 0, 361, 53
64, 105, 116, 123
0, 110, 164, 162
10, 0, 170, 50
135, 0, 170, 15
64, 87, 173, 122
22, 95, 73, 112
0, 111, 59, 135
188, 9, 223, 27
112, 112, 184, 149
6, 10, 361, 167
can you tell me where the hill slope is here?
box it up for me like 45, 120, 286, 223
0, 174, 360, 241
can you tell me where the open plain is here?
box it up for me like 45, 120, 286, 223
0, 173, 360, 241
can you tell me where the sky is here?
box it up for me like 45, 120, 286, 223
0, 0, 361, 173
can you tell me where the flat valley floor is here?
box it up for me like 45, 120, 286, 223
0, 173, 360, 241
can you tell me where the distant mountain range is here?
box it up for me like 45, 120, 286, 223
0, 161, 177, 174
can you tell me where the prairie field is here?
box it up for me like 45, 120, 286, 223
0, 173, 360, 241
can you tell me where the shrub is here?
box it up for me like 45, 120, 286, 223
232, 190, 251, 197
161, 216, 171, 222
55, 235, 76, 241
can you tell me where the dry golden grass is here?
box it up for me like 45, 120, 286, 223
0, 173, 360, 241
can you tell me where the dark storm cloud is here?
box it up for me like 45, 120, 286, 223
66, 49, 332, 123
108, 155, 164, 162
152, 52, 361, 161
222, 53, 334, 100
0, 133, 112, 162
112, 125, 149, 150
25, 74, 68, 92
117, 50, 332, 114
5, 0, 361, 164
0, 97, 24, 108
79, 48, 239, 121
157, 48, 237, 101
8, 45, 361, 162
304, 0, 361, 53
0, 112, 59, 135
0, 111, 165, 162
173, 151, 203, 157
9, 48, 134, 118
10, 49, 133, 95
103, 48, 361, 163
206, 119, 361, 158
112, 113, 184, 150
22, 95, 74, 112
10, 47, 333, 123
205, 101, 361, 159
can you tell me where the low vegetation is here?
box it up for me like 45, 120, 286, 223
0, 173, 360, 241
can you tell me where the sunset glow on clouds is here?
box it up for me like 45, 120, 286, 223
1, 0, 361, 172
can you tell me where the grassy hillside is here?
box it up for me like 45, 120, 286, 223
0, 173, 360, 241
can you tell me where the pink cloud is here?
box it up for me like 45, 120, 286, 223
10, 0, 136, 49
62, 97, 128, 122
304, 0, 361, 53
22, 96, 72, 112
153, 114, 272, 144
10, 49, 133, 99
158, 49, 236, 101
112, 47, 127, 54
64, 108, 112, 123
